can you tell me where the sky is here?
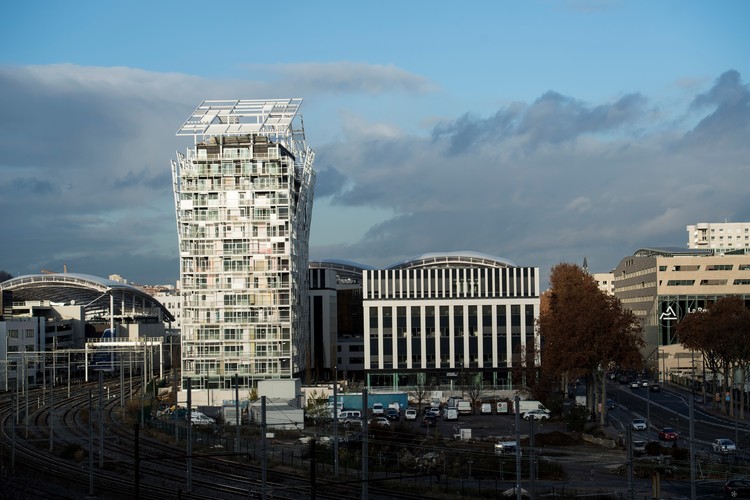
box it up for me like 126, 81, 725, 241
1, 0, 749, 289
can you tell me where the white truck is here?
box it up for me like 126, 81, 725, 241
513, 400, 549, 414
443, 407, 458, 420
456, 400, 472, 415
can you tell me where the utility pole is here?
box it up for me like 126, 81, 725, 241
98, 370, 104, 468
514, 395, 521, 500
262, 395, 267, 500
362, 389, 369, 500
333, 365, 339, 477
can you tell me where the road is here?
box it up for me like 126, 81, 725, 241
606, 381, 750, 456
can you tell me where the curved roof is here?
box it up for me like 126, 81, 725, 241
633, 247, 713, 258
309, 259, 376, 283
388, 251, 518, 270
0, 273, 175, 322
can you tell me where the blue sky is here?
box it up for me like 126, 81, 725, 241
1, 0, 749, 287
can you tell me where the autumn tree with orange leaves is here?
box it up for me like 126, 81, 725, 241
538, 263, 644, 425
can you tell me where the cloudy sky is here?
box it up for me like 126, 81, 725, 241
1, 1, 748, 288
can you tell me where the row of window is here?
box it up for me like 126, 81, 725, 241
364, 267, 538, 299
6, 329, 35, 338
665, 279, 750, 286
659, 264, 750, 271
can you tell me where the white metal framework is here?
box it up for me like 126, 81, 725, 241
171, 98, 315, 392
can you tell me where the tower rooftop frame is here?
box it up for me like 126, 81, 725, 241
176, 98, 303, 138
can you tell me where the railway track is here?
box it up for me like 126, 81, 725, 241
1, 382, 429, 499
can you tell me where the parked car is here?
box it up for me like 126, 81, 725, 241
372, 403, 384, 415
421, 415, 437, 427
480, 403, 492, 414
385, 408, 400, 421
629, 380, 640, 389
713, 438, 737, 454
632, 439, 647, 456
372, 416, 390, 428
341, 417, 362, 428
640, 379, 650, 387
404, 408, 417, 421
605, 399, 616, 409
631, 419, 647, 431
523, 409, 550, 421
650, 383, 661, 392
659, 427, 679, 441
722, 478, 750, 498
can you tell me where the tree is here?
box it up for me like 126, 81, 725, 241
408, 373, 433, 412
538, 263, 644, 425
304, 389, 331, 424
0, 270, 12, 283
676, 296, 750, 415
465, 373, 485, 413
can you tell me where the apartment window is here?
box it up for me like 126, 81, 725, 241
25, 329, 34, 338
8, 330, 18, 339
706, 264, 733, 271
666, 280, 696, 286
700, 279, 727, 286
733, 279, 750, 285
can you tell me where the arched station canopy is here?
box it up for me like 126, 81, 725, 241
0, 273, 175, 322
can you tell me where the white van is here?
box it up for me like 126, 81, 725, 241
188, 411, 215, 425
372, 403, 384, 415
338, 410, 362, 421
442, 408, 458, 421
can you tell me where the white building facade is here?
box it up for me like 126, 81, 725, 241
687, 222, 750, 252
362, 252, 540, 389
171, 99, 315, 392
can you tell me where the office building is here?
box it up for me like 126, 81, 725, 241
171, 99, 315, 393
612, 247, 750, 381
362, 252, 540, 389
687, 221, 750, 252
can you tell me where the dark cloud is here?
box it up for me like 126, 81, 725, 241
683, 70, 750, 148
430, 92, 646, 155
313, 70, 750, 286
312, 167, 348, 198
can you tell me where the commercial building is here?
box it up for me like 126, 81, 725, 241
171, 99, 315, 396
362, 252, 540, 390
0, 273, 174, 389
308, 260, 371, 383
612, 247, 750, 382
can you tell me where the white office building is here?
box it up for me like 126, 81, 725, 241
171, 99, 315, 394
687, 222, 750, 253
362, 252, 540, 389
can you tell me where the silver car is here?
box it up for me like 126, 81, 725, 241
631, 418, 647, 431
712, 438, 736, 453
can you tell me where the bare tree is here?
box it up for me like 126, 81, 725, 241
465, 373, 485, 413
408, 373, 433, 412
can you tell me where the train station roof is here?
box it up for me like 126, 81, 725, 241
0, 273, 175, 322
